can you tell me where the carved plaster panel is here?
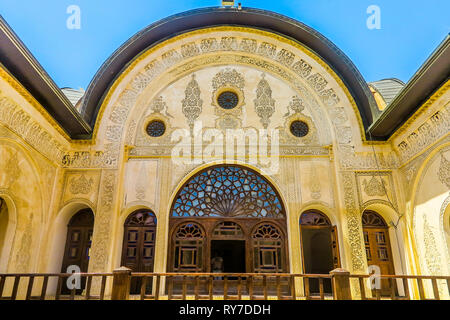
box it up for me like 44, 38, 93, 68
61, 170, 101, 207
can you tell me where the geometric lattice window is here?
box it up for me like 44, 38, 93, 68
290, 120, 309, 137
362, 210, 388, 227
146, 120, 166, 137
173, 223, 205, 272
212, 221, 244, 237
171, 165, 284, 218
252, 224, 283, 273
217, 91, 239, 110
300, 211, 331, 226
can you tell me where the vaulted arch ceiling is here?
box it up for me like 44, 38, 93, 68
80, 7, 378, 136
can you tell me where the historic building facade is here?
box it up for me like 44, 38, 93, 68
0, 7, 449, 298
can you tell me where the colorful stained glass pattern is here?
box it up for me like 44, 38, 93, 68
172, 166, 284, 218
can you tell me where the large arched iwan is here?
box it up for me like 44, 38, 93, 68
167, 165, 289, 276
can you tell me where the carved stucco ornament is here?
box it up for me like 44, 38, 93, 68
423, 216, 442, 276
278, 95, 318, 145
182, 74, 203, 130
283, 95, 305, 117
15, 213, 33, 272
69, 174, 94, 195
438, 152, 450, 189
211, 68, 245, 129
212, 68, 245, 92
254, 73, 275, 129
4, 152, 21, 189
362, 176, 385, 197
150, 96, 173, 118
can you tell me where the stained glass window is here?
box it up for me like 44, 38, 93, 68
300, 211, 331, 226
290, 120, 309, 137
171, 165, 284, 218
362, 210, 387, 227
146, 120, 166, 137
217, 91, 239, 109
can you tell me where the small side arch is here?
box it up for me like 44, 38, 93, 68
46, 200, 95, 274
361, 202, 406, 276
0, 192, 17, 272
439, 197, 450, 274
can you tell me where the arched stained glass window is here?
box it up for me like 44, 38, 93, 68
171, 165, 284, 218
300, 211, 331, 226
362, 210, 388, 227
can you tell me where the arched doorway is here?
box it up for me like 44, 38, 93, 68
300, 210, 340, 295
60, 208, 94, 294
121, 209, 157, 294
168, 165, 288, 275
0, 198, 8, 267
362, 210, 395, 296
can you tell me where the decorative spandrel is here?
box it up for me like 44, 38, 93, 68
171, 165, 284, 218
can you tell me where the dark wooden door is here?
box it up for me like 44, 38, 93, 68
61, 209, 94, 294
362, 211, 395, 296
122, 227, 156, 272
121, 210, 157, 294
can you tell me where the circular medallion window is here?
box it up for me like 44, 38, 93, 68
146, 120, 166, 137
217, 91, 239, 110
290, 120, 309, 137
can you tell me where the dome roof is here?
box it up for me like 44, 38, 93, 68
369, 78, 405, 105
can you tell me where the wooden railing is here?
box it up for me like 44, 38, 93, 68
0, 272, 113, 300
130, 272, 334, 300
350, 274, 450, 300
0, 268, 449, 300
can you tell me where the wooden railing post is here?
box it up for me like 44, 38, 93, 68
111, 267, 131, 300
330, 268, 352, 300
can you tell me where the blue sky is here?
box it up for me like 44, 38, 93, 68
0, 0, 448, 89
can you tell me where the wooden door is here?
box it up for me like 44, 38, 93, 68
300, 211, 340, 295
362, 211, 395, 296
61, 209, 94, 294
121, 210, 157, 294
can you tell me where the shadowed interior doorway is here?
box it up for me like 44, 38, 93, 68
211, 240, 246, 274
300, 211, 340, 295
